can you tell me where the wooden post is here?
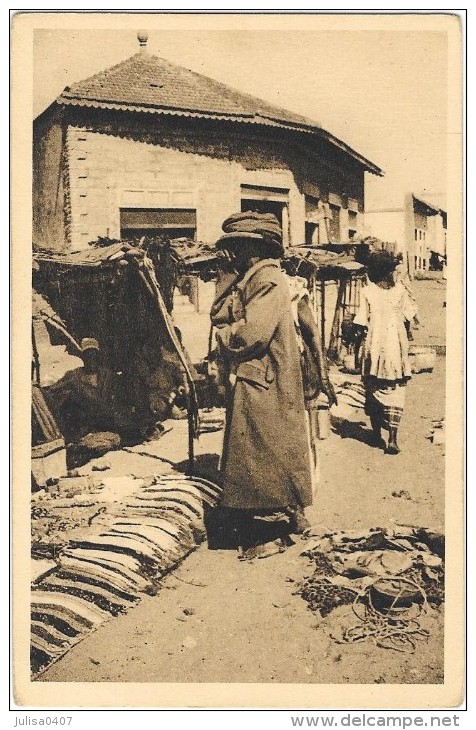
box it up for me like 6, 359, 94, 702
187, 399, 195, 475
312, 273, 318, 324
320, 278, 326, 351
328, 278, 347, 361
32, 323, 40, 385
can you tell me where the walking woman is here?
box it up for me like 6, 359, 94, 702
353, 251, 418, 455
210, 212, 313, 558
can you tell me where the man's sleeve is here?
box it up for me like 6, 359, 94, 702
44, 371, 75, 398
216, 278, 283, 361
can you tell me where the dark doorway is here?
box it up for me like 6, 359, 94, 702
120, 208, 197, 240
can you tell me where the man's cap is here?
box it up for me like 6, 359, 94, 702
80, 337, 100, 352
216, 211, 284, 255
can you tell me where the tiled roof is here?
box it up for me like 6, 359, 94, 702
56, 51, 383, 175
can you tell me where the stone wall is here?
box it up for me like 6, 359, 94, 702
33, 109, 66, 250
34, 108, 366, 250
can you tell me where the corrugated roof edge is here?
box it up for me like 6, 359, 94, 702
412, 194, 441, 215
47, 96, 383, 176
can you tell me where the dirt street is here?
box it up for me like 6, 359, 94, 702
39, 280, 446, 686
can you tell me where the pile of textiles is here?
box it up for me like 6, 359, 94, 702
30, 474, 221, 677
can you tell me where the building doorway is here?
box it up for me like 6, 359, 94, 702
240, 185, 290, 247
305, 195, 320, 245
120, 208, 197, 240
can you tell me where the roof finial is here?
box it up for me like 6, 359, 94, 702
137, 30, 148, 51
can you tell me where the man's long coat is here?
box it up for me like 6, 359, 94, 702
210, 259, 312, 510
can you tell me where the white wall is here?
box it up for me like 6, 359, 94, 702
364, 210, 405, 253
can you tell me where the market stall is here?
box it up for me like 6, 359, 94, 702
33, 240, 201, 472
283, 244, 367, 362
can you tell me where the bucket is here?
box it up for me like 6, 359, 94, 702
409, 346, 436, 373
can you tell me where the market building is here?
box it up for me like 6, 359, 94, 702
33, 32, 383, 253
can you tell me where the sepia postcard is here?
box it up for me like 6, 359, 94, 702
11, 10, 464, 710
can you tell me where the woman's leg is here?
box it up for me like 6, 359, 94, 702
364, 378, 384, 447
380, 383, 406, 454
386, 426, 400, 454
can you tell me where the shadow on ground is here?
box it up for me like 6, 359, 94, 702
174, 452, 221, 481
331, 414, 382, 448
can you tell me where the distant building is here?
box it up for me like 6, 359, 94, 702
33, 32, 383, 252
365, 193, 447, 276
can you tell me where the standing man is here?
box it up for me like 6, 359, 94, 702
210, 212, 313, 559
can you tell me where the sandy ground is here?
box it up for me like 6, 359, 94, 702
38, 280, 446, 685
411, 278, 447, 349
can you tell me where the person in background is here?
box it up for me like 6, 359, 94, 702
46, 338, 118, 441
352, 251, 418, 455
132, 335, 188, 424
393, 255, 420, 338
210, 212, 313, 558
45, 338, 124, 465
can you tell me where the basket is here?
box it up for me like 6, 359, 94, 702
369, 578, 425, 615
